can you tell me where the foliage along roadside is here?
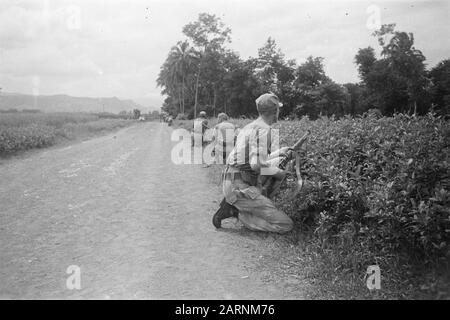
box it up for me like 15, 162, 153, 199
276, 111, 450, 271
0, 113, 134, 156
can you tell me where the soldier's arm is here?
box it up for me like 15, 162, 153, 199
211, 125, 218, 142
266, 128, 290, 160
268, 147, 291, 160
249, 128, 284, 176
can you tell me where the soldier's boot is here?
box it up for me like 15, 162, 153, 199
212, 198, 239, 229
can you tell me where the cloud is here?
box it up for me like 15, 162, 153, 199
0, 44, 102, 77
0, 0, 449, 106
0, 5, 47, 49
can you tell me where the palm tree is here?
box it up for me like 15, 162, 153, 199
157, 41, 198, 116
157, 60, 178, 112
170, 41, 198, 115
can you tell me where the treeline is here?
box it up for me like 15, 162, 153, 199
158, 14, 449, 119
117, 109, 160, 120
0, 108, 41, 113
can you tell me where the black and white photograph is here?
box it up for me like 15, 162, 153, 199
0, 0, 449, 304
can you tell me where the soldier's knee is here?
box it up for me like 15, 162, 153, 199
277, 214, 294, 233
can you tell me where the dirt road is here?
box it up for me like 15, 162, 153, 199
0, 122, 308, 299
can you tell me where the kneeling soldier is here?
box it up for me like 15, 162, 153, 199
212, 93, 293, 233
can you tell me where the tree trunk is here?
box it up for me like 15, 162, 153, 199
194, 47, 207, 119
179, 87, 182, 114
194, 69, 200, 119
213, 88, 217, 118
182, 76, 185, 114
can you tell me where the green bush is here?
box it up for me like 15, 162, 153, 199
0, 124, 56, 153
276, 112, 450, 267
0, 113, 131, 155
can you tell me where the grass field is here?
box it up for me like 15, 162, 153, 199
0, 112, 134, 156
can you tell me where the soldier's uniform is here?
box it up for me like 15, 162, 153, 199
213, 115, 236, 164
193, 111, 208, 146
214, 94, 293, 233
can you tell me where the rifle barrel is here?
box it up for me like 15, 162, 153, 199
291, 130, 310, 150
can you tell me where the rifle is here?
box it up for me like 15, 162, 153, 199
261, 130, 310, 198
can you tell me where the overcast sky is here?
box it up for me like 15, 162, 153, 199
0, 0, 448, 108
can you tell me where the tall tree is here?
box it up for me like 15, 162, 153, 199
221, 57, 260, 117
354, 47, 376, 84
314, 82, 348, 117
429, 59, 450, 115
295, 56, 330, 88
157, 41, 198, 116
256, 37, 285, 91
182, 13, 231, 118
294, 56, 340, 119
255, 38, 297, 116
171, 41, 197, 114
355, 24, 430, 115
342, 83, 370, 115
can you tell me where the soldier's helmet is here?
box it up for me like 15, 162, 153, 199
199, 111, 207, 118
255, 93, 283, 113
217, 112, 228, 121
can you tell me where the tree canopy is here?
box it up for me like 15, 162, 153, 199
158, 17, 449, 119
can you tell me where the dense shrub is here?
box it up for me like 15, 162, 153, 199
0, 124, 56, 153
0, 112, 98, 127
0, 113, 132, 155
276, 112, 450, 266
176, 113, 188, 120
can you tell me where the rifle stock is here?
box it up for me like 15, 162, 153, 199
261, 130, 310, 198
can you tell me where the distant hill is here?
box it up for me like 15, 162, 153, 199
133, 96, 163, 112
0, 93, 147, 114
